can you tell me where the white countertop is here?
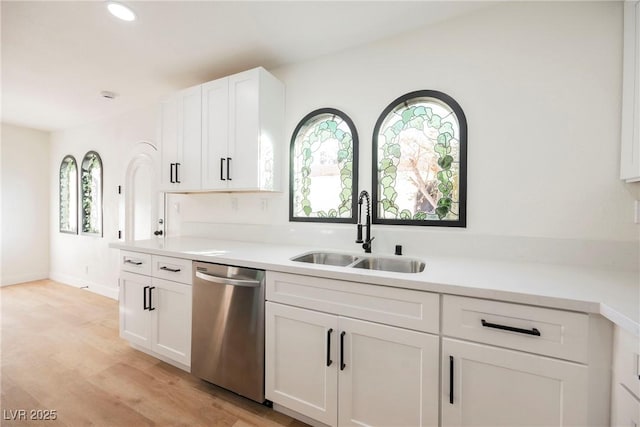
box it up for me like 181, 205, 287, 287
110, 237, 640, 336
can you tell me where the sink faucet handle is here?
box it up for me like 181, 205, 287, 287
362, 237, 375, 253
356, 224, 363, 243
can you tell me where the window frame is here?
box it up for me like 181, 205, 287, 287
372, 90, 468, 227
59, 154, 78, 234
80, 150, 103, 237
289, 108, 360, 224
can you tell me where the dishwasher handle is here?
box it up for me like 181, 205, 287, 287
195, 271, 261, 288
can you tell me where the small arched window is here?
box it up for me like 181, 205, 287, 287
373, 90, 467, 227
290, 108, 359, 222
81, 151, 103, 236
59, 155, 78, 234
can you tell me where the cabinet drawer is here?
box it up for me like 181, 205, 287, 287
442, 295, 589, 363
120, 251, 152, 276
151, 255, 192, 284
266, 272, 439, 334
613, 326, 640, 400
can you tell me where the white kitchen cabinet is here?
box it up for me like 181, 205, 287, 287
159, 85, 202, 191
265, 302, 338, 426
441, 295, 610, 427
338, 316, 439, 427
201, 67, 284, 191
149, 277, 192, 365
265, 299, 439, 427
621, 0, 640, 182
119, 271, 152, 348
442, 338, 588, 427
611, 326, 640, 426
118, 253, 192, 369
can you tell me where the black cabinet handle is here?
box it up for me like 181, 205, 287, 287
449, 356, 454, 404
169, 163, 175, 183
481, 319, 541, 336
143, 285, 149, 310
227, 157, 232, 181
124, 259, 143, 266
153, 230, 163, 236
220, 158, 226, 181
160, 266, 181, 273
175, 163, 181, 183
340, 331, 346, 371
148, 287, 156, 311
326, 328, 333, 367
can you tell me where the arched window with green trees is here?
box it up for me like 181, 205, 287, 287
290, 108, 359, 223
81, 151, 103, 236
59, 155, 78, 234
373, 90, 467, 227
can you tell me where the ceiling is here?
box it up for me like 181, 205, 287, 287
1, 1, 489, 132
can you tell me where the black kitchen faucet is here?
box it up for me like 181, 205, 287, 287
355, 190, 374, 253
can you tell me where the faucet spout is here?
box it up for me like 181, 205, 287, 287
356, 191, 374, 253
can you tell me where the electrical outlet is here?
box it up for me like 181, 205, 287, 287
231, 197, 238, 211
635, 200, 640, 224
85, 265, 89, 275
261, 198, 268, 211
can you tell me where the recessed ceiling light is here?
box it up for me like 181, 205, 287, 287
107, 2, 136, 22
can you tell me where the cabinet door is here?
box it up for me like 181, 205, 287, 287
621, 0, 640, 182
201, 77, 229, 190
158, 94, 179, 191
612, 384, 640, 427
150, 278, 192, 367
175, 85, 202, 190
338, 317, 439, 427
159, 86, 202, 191
119, 271, 151, 349
228, 68, 260, 190
265, 302, 338, 427
442, 338, 588, 427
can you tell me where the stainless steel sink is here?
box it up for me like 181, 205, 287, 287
291, 252, 360, 267
351, 257, 425, 273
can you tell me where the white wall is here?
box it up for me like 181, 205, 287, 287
1, 123, 50, 285
169, 2, 639, 268
48, 107, 156, 298
48, 2, 640, 297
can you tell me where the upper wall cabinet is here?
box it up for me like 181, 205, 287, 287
621, 0, 640, 182
159, 85, 202, 192
203, 68, 284, 191
158, 67, 285, 192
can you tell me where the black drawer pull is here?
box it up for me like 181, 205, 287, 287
175, 163, 181, 183
124, 259, 143, 266
160, 266, 181, 273
449, 355, 454, 404
169, 163, 175, 183
326, 328, 333, 367
340, 331, 346, 371
226, 157, 232, 181
148, 287, 156, 311
220, 158, 226, 181
481, 319, 541, 336
143, 285, 150, 310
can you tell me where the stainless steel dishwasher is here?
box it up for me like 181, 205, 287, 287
191, 261, 266, 403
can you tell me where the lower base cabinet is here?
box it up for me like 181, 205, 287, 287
119, 272, 192, 367
442, 338, 588, 427
265, 302, 439, 427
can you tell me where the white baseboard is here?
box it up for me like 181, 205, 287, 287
49, 272, 119, 300
1, 271, 49, 287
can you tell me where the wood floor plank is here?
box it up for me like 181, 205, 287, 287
1, 280, 307, 427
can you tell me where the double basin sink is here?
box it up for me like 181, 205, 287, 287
291, 251, 425, 274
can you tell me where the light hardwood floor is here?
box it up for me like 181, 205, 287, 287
0, 280, 307, 427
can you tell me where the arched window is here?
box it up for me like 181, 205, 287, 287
81, 151, 103, 236
373, 90, 467, 227
59, 155, 78, 233
290, 108, 359, 222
